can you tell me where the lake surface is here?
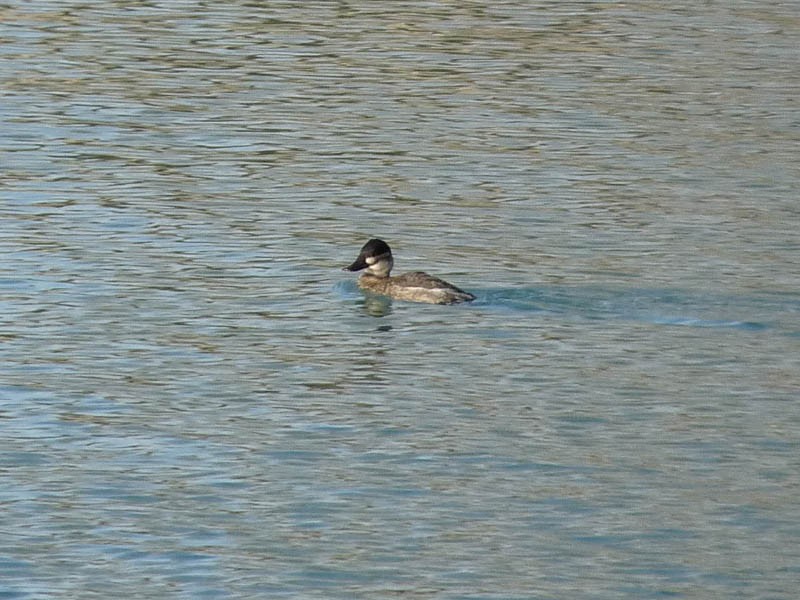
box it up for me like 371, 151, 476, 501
2, 1, 799, 598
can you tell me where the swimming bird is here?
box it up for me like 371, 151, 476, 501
343, 238, 475, 305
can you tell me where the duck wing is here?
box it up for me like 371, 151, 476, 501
398, 271, 473, 294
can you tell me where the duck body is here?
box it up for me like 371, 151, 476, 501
357, 271, 475, 305
343, 239, 475, 305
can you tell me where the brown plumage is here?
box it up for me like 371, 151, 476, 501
343, 239, 475, 305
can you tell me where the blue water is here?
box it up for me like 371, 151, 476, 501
2, 1, 800, 598
480, 286, 794, 331
339, 278, 791, 331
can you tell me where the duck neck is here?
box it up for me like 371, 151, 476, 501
364, 256, 393, 278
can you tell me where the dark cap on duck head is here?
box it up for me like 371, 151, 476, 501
343, 238, 392, 272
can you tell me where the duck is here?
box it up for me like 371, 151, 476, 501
343, 239, 475, 305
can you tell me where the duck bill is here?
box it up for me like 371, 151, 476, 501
343, 254, 368, 272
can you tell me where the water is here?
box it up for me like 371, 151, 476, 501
2, 1, 799, 598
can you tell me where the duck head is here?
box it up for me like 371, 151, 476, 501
343, 238, 394, 278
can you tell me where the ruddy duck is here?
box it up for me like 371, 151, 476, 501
343, 239, 475, 305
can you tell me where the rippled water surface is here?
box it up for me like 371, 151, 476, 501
2, 1, 799, 598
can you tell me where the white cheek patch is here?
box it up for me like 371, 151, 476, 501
365, 256, 377, 265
